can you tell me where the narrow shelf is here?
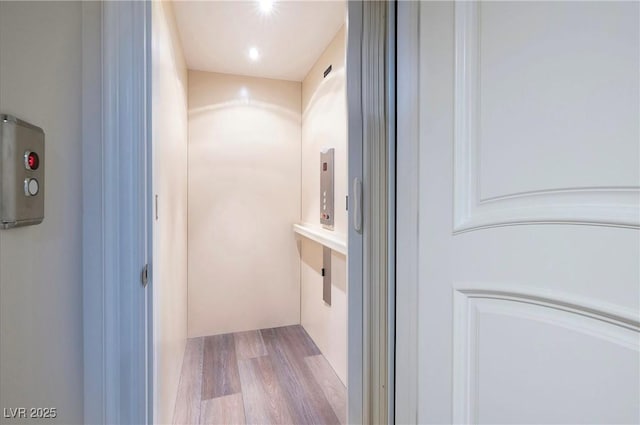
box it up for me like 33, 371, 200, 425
293, 223, 347, 256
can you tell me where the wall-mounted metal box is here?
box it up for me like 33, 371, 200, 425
0, 115, 45, 229
320, 148, 334, 229
322, 246, 331, 305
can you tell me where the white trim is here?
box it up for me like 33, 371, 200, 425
82, 1, 151, 423
293, 224, 347, 255
395, 1, 420, 424
453, 1, 640, 233
452, 283, 640, 423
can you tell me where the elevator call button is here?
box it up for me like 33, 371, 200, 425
0, 114, 45, 229
320, 148, 334, 229
25, 151, 39, 170
25, 178, 39, 196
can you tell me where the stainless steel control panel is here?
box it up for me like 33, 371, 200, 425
0, 115, 45, 229
320, 148, 334, 229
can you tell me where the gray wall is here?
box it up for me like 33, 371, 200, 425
0, 2, 84, 423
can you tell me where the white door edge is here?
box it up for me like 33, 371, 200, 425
395, 1, 420, 424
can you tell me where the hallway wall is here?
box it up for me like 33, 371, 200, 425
0, 2, 84, 423
152, 1, 190, 424
300, 25, 348, 385
188, 71, 301, 337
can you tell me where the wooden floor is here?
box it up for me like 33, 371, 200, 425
173, 325, 346, 425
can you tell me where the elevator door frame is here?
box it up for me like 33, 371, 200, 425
81, 1, 151, 424
347, 1, 396, 423
81, 1, 395, 423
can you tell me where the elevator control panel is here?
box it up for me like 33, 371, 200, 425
320, 148, 334, 229
0, 115, 45, 229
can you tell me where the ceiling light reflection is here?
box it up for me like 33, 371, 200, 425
249, 47, 260, 61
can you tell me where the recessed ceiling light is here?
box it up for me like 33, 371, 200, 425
249, 47, 260, 61
258, 0, 274, 14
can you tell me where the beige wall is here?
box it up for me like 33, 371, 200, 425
0, 2, 84, 423
152, 2, 190, 424
188, 71, 301, 337
300, 25, 348, 385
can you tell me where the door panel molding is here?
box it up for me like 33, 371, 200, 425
452, 283, 640, 423
453, 1, 640, 233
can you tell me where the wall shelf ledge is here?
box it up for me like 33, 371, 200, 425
293, 223, 347, 255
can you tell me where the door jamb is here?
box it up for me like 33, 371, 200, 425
82, 1, 151, 424
395, 2, 421, 423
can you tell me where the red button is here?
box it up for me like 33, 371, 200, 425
25, 151, 39, 170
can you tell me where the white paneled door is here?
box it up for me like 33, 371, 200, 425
411, 1, 640, 423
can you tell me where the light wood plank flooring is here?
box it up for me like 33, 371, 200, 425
173, 325, 346, 425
